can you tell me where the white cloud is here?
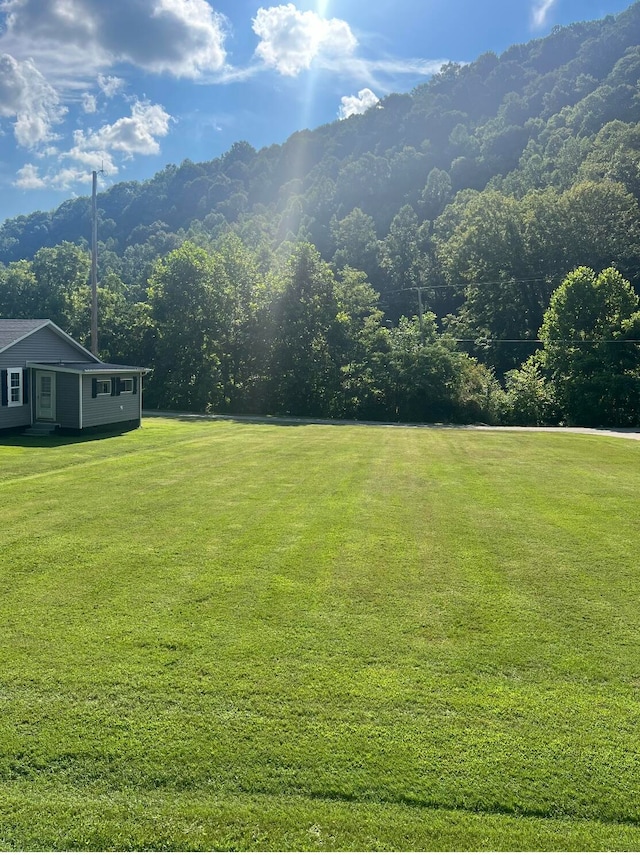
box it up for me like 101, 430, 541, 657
0, 0, 228, 79
250, 5, 446, 89
97, 74, 125, 98
253, 4, 357, 76
81, 93, 97, 113
36, 146, 60, 159
14, 163, 47, 189
0, 53, 66, 147
69, 100, 171, 164
14, 99, 171, 191
532, 0, 557, 28
359, 58, 447, 78
338, 87, 379, 119
49, 166, 97, 191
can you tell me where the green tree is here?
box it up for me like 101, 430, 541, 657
539, 266, 640, 425
0, 260, 38, 318
382, 315, 501, 424
147, 242, 229, 411
436, 181, 640, 373
380, 205, 433, 319
214, 233, 273, 413
579, 120, 640, 198
331, 208, 380, 284
268, 243, 342, 417
560, 180, 640, 278
31, 242, 92, 340
503, 356, 555, 425
420, 167, 453, 221
436, 191, 540, 372
96, 272, 155, 368
331, 267, 388, 419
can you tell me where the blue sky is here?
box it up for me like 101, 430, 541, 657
0, 0, 633, 223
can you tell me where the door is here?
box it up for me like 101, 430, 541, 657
36, 372, 56, 421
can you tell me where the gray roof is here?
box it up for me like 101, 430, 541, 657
0, 319, 50, 350
0, 318, 99, 362
1, 319, 150, 372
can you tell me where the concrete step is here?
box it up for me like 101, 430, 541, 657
23, 422, 60, 436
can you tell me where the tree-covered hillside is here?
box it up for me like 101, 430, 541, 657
2, 2, 640, 426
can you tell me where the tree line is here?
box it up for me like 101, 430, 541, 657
0, 236, 639, 427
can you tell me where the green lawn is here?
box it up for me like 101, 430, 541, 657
1, 417, 640, 850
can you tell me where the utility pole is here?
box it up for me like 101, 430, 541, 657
90, 170, 99, 356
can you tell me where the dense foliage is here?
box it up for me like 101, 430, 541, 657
2, 2, 640, 425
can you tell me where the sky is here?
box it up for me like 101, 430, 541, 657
0, 0, 634, 223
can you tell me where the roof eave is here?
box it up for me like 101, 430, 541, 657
27, 362, 151, 375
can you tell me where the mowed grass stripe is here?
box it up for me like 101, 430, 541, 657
0, 419, 640, 849
0, 420, 241, 487
4, 789, 640, 852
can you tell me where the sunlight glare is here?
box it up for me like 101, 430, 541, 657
292, 0, 332, 173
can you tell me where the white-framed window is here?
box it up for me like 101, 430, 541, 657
7, 368, 23, 407
120, 377, 134, 393
96, 378, 111, 395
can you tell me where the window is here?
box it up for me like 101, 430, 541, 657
91, 375, 137, 398
7, 368, 22, 407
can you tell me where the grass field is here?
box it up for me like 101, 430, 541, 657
1, 416, 640, 850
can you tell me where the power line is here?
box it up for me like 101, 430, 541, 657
378, 278, 640, 346
384, 276, 563, 296
455, 338, 640, 344
382, 272, 640, 295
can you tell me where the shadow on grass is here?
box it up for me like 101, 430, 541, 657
142, 409, 429, 430
142, 410, 640, 438
0, 426, 140, 448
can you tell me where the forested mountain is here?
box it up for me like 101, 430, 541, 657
2, 2, 640, 426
